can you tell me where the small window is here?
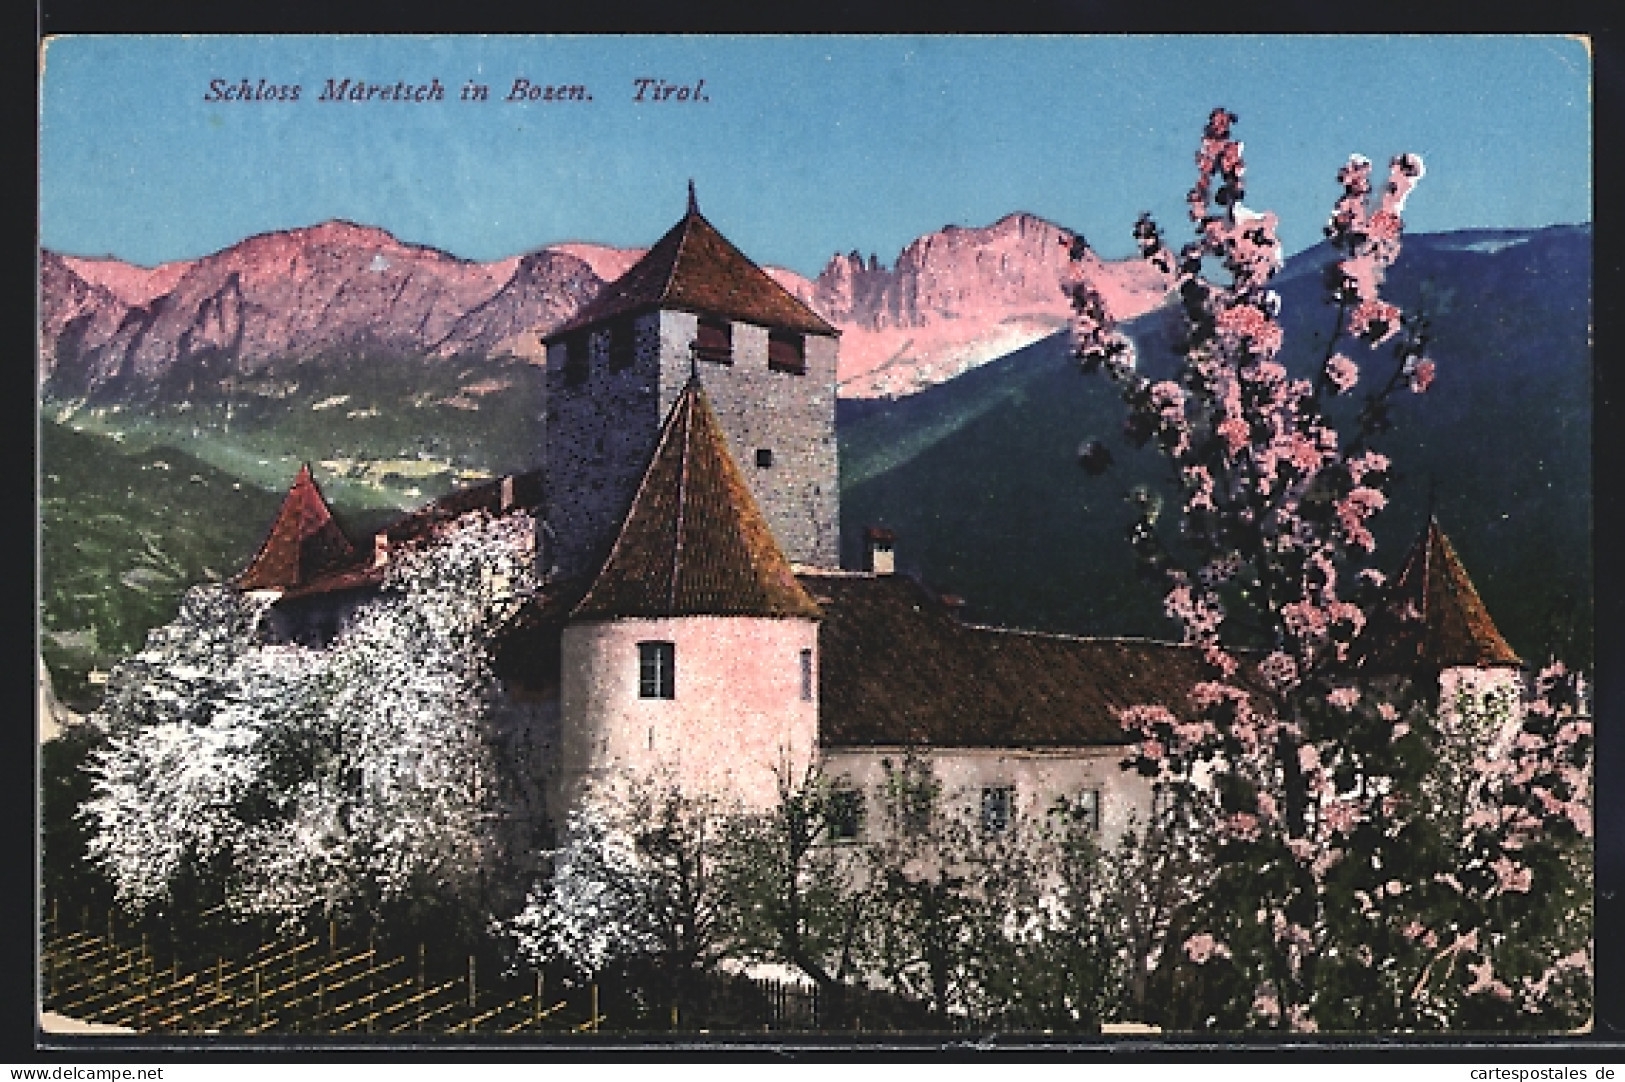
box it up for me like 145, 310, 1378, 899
903, 786, 934, 837
827, 786, 864, 842
768, 330, 807, 374
563, 332, 589, 386
756, 448, 774, 469
609, 317, 636, 371
981, 785, 1015, 836
638, 641, 675, 700
799, 648, 814, 702
694, 317, 733, 363
1073, 788, 1101, 833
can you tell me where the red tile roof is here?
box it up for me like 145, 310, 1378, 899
572, 378, 822, 621
802, 571, 1220, 748
544, 201, 836, 340
233, 464, 360, 592
240, 469, 545, 601
1361, 516, 1521, 672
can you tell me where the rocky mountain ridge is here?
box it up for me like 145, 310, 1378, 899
39, 214, 1170, 402
804, 213, 1172, 395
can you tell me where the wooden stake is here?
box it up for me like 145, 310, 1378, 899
591, 983, 599, 1033
534, 971, 542, 1028
468, 955, 476, 1009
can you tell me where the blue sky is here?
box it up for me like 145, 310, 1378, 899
39, 35, 1591, 276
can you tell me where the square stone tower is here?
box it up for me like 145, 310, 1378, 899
540, 188, 840, 582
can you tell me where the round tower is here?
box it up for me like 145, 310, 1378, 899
556, 378, 822, 815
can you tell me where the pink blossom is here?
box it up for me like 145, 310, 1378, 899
1214, 303, 1283, 354
1174, 720, 1211, 749
1322, 799, 1360, 834
1282, 600, 1329, 640
1348, 299, 1401, 343
1407, 357, 1436, 393
1255, 790, 1279, 821
1377, 703, 1399, 722
1248, 359, 1288, 386
1324, 353, 1359, 394
1491, 856, 1534, 893
1184, 932, 1231, 964
1466, 958, 1514, 1001
1225, 811, 1262, 841
1326, 601, 1367, 635
1217, 416, 1250, 455
1367, 209, 1403, 242
1328, 686, 1360, 711
1258, 651, 1300, 691
1348, 451, 1391, 486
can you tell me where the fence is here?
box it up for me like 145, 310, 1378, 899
39, 904, 891, 1036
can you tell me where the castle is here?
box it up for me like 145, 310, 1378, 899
232, 192, 1526, 847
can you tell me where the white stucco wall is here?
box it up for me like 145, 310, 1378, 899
820, 744, 1153, 847
558, 615, 821, 814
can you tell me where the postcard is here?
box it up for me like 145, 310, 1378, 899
36, 34, 1596, 1047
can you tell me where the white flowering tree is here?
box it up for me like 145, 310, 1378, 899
504, 781, 734, 981
81, 510, 543, 937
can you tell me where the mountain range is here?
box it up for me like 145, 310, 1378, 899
36, 215, 1592, 707
839, 224, 1592, 670
40, 212, 1167, 404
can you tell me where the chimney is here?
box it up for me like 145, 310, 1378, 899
373, 533, 390, 569
940, 593, 966, 621
865, 526, 896, 575
501, 474, 516, 511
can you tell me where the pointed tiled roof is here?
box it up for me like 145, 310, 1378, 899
1362, 516, 1521, 672
572, 379, 822, 621
233, 465, 359, 592
544, 197, 836, 340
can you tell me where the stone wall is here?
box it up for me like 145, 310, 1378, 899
541, 312, 664, 581
655, 311, 840, 569
542, 308, 840, 582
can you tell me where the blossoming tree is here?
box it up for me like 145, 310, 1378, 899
1068, 109, 1591, 1031
82, 510, 545, 939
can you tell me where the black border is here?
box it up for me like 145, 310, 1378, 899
21, 8, 1624, 1065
